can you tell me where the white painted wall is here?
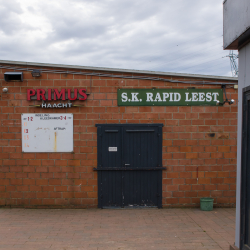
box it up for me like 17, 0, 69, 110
235, 41, 250, 248
223, 0, 250, 49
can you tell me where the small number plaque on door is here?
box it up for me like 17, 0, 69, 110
109, 147, 117, 152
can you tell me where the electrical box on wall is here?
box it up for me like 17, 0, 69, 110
21, 113, 73, 152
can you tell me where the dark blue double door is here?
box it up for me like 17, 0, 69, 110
95, 124, 164, 208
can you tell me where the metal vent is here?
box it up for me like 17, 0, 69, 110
4, 72, 23, 82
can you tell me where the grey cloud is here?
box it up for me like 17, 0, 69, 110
0, 0, 233, 77
0, 0, 24, 35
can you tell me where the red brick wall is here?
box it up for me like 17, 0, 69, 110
0, 65, 238, 208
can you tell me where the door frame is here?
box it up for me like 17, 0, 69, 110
241, 86, 250, 249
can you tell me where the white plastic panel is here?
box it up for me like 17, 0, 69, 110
21, 113, 73, 152
223, 0, 250, 49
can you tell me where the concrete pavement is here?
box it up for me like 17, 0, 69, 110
0, 208, 235, 250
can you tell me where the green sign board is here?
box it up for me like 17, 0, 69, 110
117, 89, 223, 106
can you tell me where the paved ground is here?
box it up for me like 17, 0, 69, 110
0, 208, 235, 250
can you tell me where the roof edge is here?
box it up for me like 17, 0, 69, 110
0, 59, 238, 82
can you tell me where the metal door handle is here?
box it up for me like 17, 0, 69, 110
125, 164, 130, 166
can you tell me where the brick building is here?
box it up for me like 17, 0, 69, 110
0, 60, 238, 208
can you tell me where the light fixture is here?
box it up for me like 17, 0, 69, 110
216, 99, 235, 105
216, 85, 235, 105
31, 69, 41, 77
2, 87, 8, 93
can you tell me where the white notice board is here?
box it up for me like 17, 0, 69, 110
21, 113, 73, 152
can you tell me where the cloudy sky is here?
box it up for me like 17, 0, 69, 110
0, 0, 238, 77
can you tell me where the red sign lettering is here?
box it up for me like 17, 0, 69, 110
79, 89, 87, 100
37, 89, 46, 101
54, 89, 66, 100
26, 88, 88, 102
27, 89, 36, 100
68, 89, 78, 101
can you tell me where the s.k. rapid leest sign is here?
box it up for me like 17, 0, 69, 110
117, 89, 223, 106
